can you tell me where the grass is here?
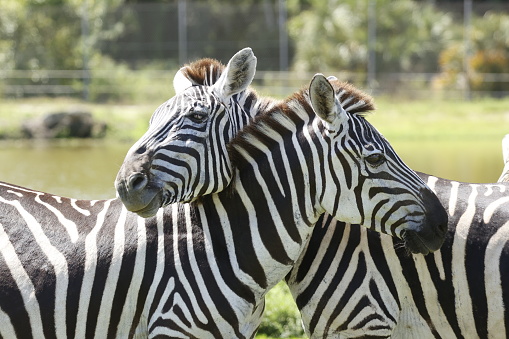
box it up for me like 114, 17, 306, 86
2, 96, 508, 143
371, 96, 509, 141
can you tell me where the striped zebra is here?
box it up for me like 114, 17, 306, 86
0, 48, 272, 338
0, 48, 445, 338
114, 53, 449, 336
286, 172, 509, 338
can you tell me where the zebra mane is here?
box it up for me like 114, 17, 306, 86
330, 80, 375, 115
228, 80, 375, 172
180, 58, 225, 86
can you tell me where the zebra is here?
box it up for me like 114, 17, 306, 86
286, 171, 509, 337
0, 48, 272, 339
498, 134, 509, 182
115, 53, 448, 337
0, 48, 445, 338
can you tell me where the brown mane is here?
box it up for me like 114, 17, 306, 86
180, 58, 225, 86
228, 80, 376, 172
330, 80, 375, 115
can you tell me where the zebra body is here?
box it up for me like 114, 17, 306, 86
0, 183, 146, 338
114, 49, 447, 336
0, 49, 446, 338
287, 173, 509, 339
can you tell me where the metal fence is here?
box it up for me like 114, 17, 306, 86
1, 0, 509, 101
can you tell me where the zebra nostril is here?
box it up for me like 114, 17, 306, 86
128, 172, 148, 192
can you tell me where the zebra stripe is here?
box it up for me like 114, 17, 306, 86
113, 53, 446, 336
0, 49, 444, 338
286, 173, 509, 338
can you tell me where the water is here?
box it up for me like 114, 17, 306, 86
0, 140, 130, 199
0, 138, 505, 200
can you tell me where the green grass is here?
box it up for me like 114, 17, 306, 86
2, 96, 507, 143
371, 96, 509, 141
0, 97, 154, 141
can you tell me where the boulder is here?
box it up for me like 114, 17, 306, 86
22, 110, 106, 139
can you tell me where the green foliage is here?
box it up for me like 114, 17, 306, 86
84, 55, 174, 103
288, 0, 454, 75
0, 0, 127, 96
435, 12, 509, 95
256, 282, 305, 338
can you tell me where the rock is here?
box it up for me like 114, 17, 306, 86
22, 110, 106, 139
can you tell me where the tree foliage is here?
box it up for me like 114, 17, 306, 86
1, 0, 509, 99
287, 0, 454, 75
434, 11, 509, 95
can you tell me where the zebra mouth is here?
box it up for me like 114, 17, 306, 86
401, 229, 433, 255
130, 191, 163, 218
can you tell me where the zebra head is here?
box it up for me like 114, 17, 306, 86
308, 74, 448, 254
115, 48, 257, 217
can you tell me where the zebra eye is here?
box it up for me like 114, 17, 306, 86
365, 153, 385, 167
188, 112, 207, 123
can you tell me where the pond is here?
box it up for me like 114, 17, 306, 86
0, 137, 505, 200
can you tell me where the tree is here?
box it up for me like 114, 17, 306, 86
434, 11, 509, 95
287, 0, 454, 78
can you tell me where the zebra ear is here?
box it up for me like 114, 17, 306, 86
309, 73, 345, 125
212, 47, 257, 101
173, 67, 195, 94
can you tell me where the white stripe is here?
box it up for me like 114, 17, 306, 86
75, 199, 112, 339
425, 175, 438, 193
35, 193, 79, 243
484, 196, 509, 223
412, 253, 457, 338
0, 196, 69, 339
94, 207, 127, 337
118, 213, 148, 336
485, 219, 509, 337
142, 209, 166, 333
448, 181, 460, 217
202, 197, 259, 318
0, 182, 39, 193
71, 199, 91, 216
0, 222, 45, 336
181, 203, 208, 324
0, 304, 17, 338
7, 190, 22, 198
451, 185, 478, 337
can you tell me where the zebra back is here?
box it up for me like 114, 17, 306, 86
286, 173, 509, 338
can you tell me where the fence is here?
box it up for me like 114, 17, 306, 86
1, 0, 509, 101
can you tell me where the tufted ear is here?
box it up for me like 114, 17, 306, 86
173, 66, 195, 94
212, 47, 257, 101
309, 73, 349, 127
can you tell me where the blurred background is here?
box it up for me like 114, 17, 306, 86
0, 1, 508, 337
2, 0, 508, 197
3, 0, 509, 99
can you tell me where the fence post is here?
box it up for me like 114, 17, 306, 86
178, 0, 188, 65
463, 0, 472, 100
367, 0, 376, 92
278, 0, 288, 71
81, 0, 90, 101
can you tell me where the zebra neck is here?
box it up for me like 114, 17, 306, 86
193, 125, 320, 295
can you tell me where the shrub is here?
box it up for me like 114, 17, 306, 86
256, 282, 305, 338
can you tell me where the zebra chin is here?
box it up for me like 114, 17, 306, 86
116, 185, 165, 218
124, 192, 163, 218
400, 227, 445, 255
